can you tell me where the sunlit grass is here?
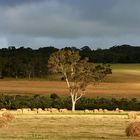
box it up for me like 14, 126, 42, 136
0, 114, 140, 140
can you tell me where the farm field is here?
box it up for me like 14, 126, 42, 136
0, 64, 139, 99
0, 113, 139, 140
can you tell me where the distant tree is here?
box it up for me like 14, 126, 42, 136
48, 50, 111, 112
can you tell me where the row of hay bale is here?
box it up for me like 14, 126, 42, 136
16, 108, 68, 114
84, 108, 124, 113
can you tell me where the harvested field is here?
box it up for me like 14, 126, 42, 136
0, 64, 139, 99
0, 113, 139, 140
0, 81, 140, 98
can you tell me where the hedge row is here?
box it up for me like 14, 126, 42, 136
0, 94, 139, 111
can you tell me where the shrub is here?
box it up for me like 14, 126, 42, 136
50, 93, 60, 100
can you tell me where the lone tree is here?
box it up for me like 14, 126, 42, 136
48, 50, 111, 112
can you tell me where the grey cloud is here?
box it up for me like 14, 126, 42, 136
0, 0, 44, 6
0, 0, 140, 48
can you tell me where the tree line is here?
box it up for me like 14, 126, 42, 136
0, 44, 139, 78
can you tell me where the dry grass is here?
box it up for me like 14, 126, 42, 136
0, 65, 139, 99
0, 114, 139, 140
0, 81, 140, 99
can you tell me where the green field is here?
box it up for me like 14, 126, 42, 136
111, 64, 140, 70
0, 113, 139, 140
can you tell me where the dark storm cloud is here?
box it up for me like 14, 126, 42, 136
0, 0, 140, 48
0, 0, 43, 6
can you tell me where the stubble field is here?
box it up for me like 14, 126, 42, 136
0, 64, 139, 99
0, 113, 139, 140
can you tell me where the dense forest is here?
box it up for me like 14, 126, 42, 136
0, 44, 139, 78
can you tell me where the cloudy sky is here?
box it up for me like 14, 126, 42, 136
0, 0, 140, 49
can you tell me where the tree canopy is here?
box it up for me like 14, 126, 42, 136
0, 45, 138, 78
48, 50, 111, 111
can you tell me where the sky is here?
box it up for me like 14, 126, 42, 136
0, 0, 140, 49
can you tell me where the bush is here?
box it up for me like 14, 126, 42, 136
0, 94, 139, 110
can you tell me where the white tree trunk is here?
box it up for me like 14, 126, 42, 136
72, 100, 76, 112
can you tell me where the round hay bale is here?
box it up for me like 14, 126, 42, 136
84, 109, 90, 113
2, 112, 15, 122
44, 108, 51, 113
22, 108, 30, 113
99, 109, 103, 112
38, 108, 43, 111
115, 108, 119, 112
16, 109, 22, 114
0, 117, 7, 128
1, 108, 7, 111
128, 112, 137, 119
103, 109, 108, 113
59, 108, 68, 112
50, 108, 59, 113
32, 108, 37, 111
119, 110, 124, 113
93, 109, 98, 113
126, 122, 140, 137
47, 108, 51, 112
27, 108, 31, 111
37, 108, 44, 114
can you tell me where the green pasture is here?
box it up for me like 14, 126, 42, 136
111, 64, 140, 70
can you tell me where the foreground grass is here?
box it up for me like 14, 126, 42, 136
0, 114, 139, 140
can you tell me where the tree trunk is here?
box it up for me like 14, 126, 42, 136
72, 100, 76, 112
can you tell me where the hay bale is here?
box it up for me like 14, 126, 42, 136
22, 108, 30, 114
16, 109, 22, 114
2, 112, 15, 122
37, 108, 44, 114
115, 108, 119, 112
47, 108, 51, 112
103, 109, 108, 113
32, 108, 37, 111
119, 109, 124, 113
0, 117, 7, 128
38, 108, 43, 111
99, 109, 103, 112
50, 108, 59, 113
93, 109, 98, 113
128, 112, 137, 119
126, 122, 140, 137
1, 108, 7, 111
27, 108, 31, 111
44, 108, 51, 113
84, 109, 90, 113
59, 108, 68, 112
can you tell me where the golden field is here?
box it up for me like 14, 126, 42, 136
0, 64, 139, 99
0, 113, 139, 140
